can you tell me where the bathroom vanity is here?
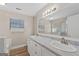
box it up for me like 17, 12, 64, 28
27, 13, 79, 56
27, 36, 57, 56
27, 35, 79, 56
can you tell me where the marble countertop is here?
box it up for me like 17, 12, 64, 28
30, 35, 79, 56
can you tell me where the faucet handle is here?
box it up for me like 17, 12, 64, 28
60, 37, 65, 43
60, 37, 69, 45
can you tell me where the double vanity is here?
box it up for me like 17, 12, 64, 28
27, 35, 79, 56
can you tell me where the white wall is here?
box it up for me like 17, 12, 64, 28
67, 14, 79, 39
0, 10, 33, 49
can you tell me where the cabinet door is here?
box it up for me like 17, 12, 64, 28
41, 46, 56, 56
27, 39, 41, 56
27, 39, 34, 56
32, 41, 41, 56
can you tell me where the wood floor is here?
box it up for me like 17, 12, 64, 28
10, 46, 30, 56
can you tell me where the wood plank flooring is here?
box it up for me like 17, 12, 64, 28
10, 46, 30, 56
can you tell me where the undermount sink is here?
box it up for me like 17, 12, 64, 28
50, 40, 77, 52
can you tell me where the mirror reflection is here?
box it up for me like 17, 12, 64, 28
38, 17, 68, 36
38, 14, 79, 39
50, 18, 67, 36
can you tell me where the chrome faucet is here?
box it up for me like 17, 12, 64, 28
60, 37, 68, 45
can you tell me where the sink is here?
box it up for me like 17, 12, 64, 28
50, 40, 77, 52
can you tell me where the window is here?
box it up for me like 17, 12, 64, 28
10, 18, 24, 32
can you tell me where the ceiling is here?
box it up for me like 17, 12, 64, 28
0, 3, 79, 17
0, 3, 47, 16
45, 3, 79, 19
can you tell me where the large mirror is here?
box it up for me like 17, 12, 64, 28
37, 3, 79, 40
38, 17, 67, 36
37, 13, 79, 39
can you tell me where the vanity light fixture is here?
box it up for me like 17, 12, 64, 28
51, 7, 56, 12
42, 7, 56, 17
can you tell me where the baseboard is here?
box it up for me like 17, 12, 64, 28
10, 44, 27, 50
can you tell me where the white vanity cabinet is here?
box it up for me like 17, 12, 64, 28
41, 46, 56, 56
27, 39, 56, 56
27, 39, 35, 55
27, 39, 41, 56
